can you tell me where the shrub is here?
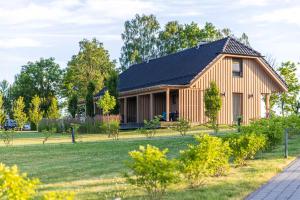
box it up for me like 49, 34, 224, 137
140, 116, 160, 138
125, 145, 178, 200
42, 127, 57, 144
172, 118, 191, 136
224, 133, 266, 166
179, 134, 231, 187
101, 120, 120, 140
43, 191, 75, 200
241, 117, 284, 149
0, 130, 15, 146
0, 163, 39, 199
282, 115, 300, 137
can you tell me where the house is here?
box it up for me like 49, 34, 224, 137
116, 37, 287, 125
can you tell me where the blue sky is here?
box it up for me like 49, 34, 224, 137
0, 0, 299, 83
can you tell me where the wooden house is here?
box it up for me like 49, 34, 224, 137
115, 37, 287, 125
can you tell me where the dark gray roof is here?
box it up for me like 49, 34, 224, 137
117, 37, 263, 92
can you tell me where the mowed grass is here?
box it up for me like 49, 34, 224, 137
0, 132, 299, 200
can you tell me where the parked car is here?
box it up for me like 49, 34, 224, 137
23, 123, 31, 131
4, 119, 17, 130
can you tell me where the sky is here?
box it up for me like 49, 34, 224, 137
0, 0, 299, 83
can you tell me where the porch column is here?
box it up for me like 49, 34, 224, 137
166, 89, 170, 122
136, 95, 139, 123
124, 98, 127, 123
150, 93, 153, 120
266, 93, 270, 118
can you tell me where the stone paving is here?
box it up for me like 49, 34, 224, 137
246, 158, 300, 200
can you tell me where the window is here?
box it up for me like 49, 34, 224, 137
233, 93, 243, 122
232, 58, 243, 77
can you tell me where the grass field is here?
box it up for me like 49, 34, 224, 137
0, 131, 299, 200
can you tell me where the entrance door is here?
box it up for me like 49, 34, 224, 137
233, 93, 243, 122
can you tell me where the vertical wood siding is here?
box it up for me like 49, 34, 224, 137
180, 57, 281, 124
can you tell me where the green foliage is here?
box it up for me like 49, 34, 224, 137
179, 134, 231, 187
86, 81, 96, 117
241, 117, 284, 149
172, 118, 191, 136
0, 163, 39, 200
42, 127, 57, 144
47, 96, 60, 119
68, 94, 78, 118
97, 91, 116, 115
204, 82, 222, 132
224, 133, 266, 166
11, 58, 63, 113
271, 61, 300, 116
63, 38, 115, 99
282, 115, 300, 137
0, 80, 13, 118
126, 145, 179, 200
42, 191, 75, 200
0, 130, 15, 146
139, 116, 160, 138
120, 14, 160, 71
13, 96, 28, 130
29, 95, 43, 131
0, 93, 6, 127
104, 69, 119, 114
101, 120, 120, 140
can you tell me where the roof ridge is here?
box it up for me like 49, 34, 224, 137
225, 36, 261, 56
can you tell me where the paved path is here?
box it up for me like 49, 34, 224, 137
246, 158, 300, 200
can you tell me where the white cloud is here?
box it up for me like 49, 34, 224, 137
0, 38, 41, 48
251, 6, 300, 26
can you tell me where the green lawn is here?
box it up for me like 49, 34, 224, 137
0, 131, 299, 200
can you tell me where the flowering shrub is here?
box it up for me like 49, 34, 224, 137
42, 191, 75, 200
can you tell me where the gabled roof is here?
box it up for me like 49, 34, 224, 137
118, 37, 262, 92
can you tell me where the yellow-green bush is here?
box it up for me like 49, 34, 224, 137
179, 134, 232, 187
0, 163, 39, 200
125, 145, 178, 200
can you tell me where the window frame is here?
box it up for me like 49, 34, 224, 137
232, 58, 243, 77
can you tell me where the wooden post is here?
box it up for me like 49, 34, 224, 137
136, 95, 139, 123
285, 128, 288, 158
124, 98, 127, 124
166, 89, 170, 122
266, 94, 270, 118
150, 93, 153, 120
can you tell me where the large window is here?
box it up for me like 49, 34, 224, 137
232, 58, 243, 77
233, 93, 243, 122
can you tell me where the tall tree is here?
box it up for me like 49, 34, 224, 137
104, 69, 119, 114
158, 21, 185, 56
199, 22, 222, 41
120, 14, 160, 71
0, 80, 13, 117
13, 96, 28, 130
29, 95, 43, 131
64, 38, 115, 99
0, 93, 6, 127
85, 81, 96, 117
47, 97, 60, 119
68, 94, 78, 118
273, 61, 300, 116
11, 58, 63, 113
239, 33, 250, 46
204, 82, 222, 132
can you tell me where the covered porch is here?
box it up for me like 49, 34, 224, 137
119, 88, 179, 124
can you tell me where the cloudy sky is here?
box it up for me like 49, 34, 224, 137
0, 0, 299, 83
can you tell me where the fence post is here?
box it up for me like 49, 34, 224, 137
71, 126, 76, 144
284, 128, 288, 158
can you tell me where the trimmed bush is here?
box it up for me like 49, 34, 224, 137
179, 134, 231, 187
224, 133, 266, 166
125, 145, 178, 200
171, 118, 191, 136
139, 116, 161, 138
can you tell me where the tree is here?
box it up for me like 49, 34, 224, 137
0, 80, 13, 117
120, 14, 160, 71
85, 81, 95, 117
204, 82, 222, 132
272, 61, 300, 116
96, 91, 116, 116
29, 95, 43, 131
0, 93, 6, 127
63, 38, 115, 99
158, 21, 185, 56
104, 69, 119, 114
68, 94, 78, 118
11, 58, 63, 113
13, 96, 28, 130
239, 33, 250, 46
47, 97, 60, 119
